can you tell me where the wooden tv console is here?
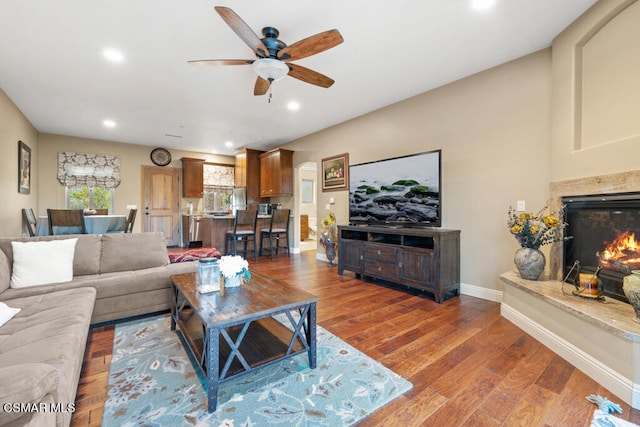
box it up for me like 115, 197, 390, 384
338, 225, 461, 303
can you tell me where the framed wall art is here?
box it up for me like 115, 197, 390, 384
321, 153, 349, 192
18, 141, 31, 194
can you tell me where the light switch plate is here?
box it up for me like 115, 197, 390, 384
516, 200, 526, 211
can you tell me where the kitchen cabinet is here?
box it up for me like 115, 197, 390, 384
259, 148, 294, 197
181, 157, 204, 198
234, 149, 265, 208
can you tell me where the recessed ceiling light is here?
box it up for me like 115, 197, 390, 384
225, 141, 234, 148
103, 119, 116, 128
287, 101, 300, 111
103, 48, 124, 62
471, 0, 495, 11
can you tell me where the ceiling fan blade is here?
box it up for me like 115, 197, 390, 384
215, 6, 269, 58
287, 63, 335, 88
254, 77, 270, 96
188, 59, 254, 66
277, 29, 343, 61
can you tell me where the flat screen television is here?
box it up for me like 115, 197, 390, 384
349, 149, 441, 227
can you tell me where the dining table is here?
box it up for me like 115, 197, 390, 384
36, 214, 127, 236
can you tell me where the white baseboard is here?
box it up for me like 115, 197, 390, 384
501, 302, 640, 409
460, 282, 502, 302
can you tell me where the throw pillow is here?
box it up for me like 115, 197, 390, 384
10, 238, 78, 288
0, 302, 20, 328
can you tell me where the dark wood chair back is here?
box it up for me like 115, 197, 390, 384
225, 210, 258, 261
22, 208, 38, 237
47, 209, 87, 235
234, 209, 258, 234
259, 209, 291, 260
124, 208, 137, 233
269, 208, 290, 233
93, 208, 109, 215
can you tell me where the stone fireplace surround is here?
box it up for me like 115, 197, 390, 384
501, 170, 640, 410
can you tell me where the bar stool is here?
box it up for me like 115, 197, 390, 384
224, 209, 258, 262
259, 209, 291, 260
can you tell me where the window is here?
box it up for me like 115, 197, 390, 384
57, 151, 121, 212
301, 179, 314, 204
203, 186, 232, 212
66, 185, 114, 210
202, 163, 234, 212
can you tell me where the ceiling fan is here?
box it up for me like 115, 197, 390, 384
189, 7, 344, 96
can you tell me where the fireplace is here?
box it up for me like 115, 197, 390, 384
562, 192, 640, 303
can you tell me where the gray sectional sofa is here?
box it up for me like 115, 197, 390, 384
0, 232, 196, 426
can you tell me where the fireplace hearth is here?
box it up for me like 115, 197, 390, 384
563, 192, 640, 303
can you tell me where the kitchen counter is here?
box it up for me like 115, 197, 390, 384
181, 215, 272, 251
183, 213, 272, 219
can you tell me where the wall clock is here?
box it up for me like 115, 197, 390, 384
150, 148, 171, 166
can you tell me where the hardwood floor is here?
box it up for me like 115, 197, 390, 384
71, 251, 640, 426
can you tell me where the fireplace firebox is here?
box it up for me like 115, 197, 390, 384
562, 192, 640, 303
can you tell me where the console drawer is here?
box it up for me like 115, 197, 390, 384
364, 244, 397, 261
364, 261, 398, 280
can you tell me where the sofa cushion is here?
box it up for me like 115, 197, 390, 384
0, 287, 95, 427
100, 232, 169, 273
0, 234, 102, 279
0, 363, 59, 425
10, 238, 77, 288
0, 275, 98, 302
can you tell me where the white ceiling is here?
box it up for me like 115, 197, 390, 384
0, 0, 597, 156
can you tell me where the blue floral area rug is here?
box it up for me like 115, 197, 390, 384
591, 410, 639, 427
102, 315, 412, 426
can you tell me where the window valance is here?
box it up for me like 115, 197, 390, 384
57, 151, 121, 188
204, 163, 234, 187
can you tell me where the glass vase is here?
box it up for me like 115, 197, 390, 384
225, 274, 243, 288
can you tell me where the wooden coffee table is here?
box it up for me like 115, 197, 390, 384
170, 271, 318, 413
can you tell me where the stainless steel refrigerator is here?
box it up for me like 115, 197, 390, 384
232, 188, 247, 214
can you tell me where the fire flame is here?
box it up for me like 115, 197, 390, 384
600, 231, 640, 262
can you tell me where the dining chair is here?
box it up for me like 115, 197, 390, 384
259, 209, 291, 260
224, 209, 258, 262
124, 208, 137, 233
93, 208, 108, 215
22, 208, 38, 237
47, 209, 87, 235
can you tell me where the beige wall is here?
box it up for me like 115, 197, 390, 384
552, 0, 640, 181
0, 89, 39, 237
37, 134, 233, 233
282, 49, 553, 293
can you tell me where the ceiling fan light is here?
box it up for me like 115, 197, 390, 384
252, 58, 289, 82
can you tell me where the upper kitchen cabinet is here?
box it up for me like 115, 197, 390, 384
181, 157, 204, 198
234, 148, 265, 207
260, 148, 294, 197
